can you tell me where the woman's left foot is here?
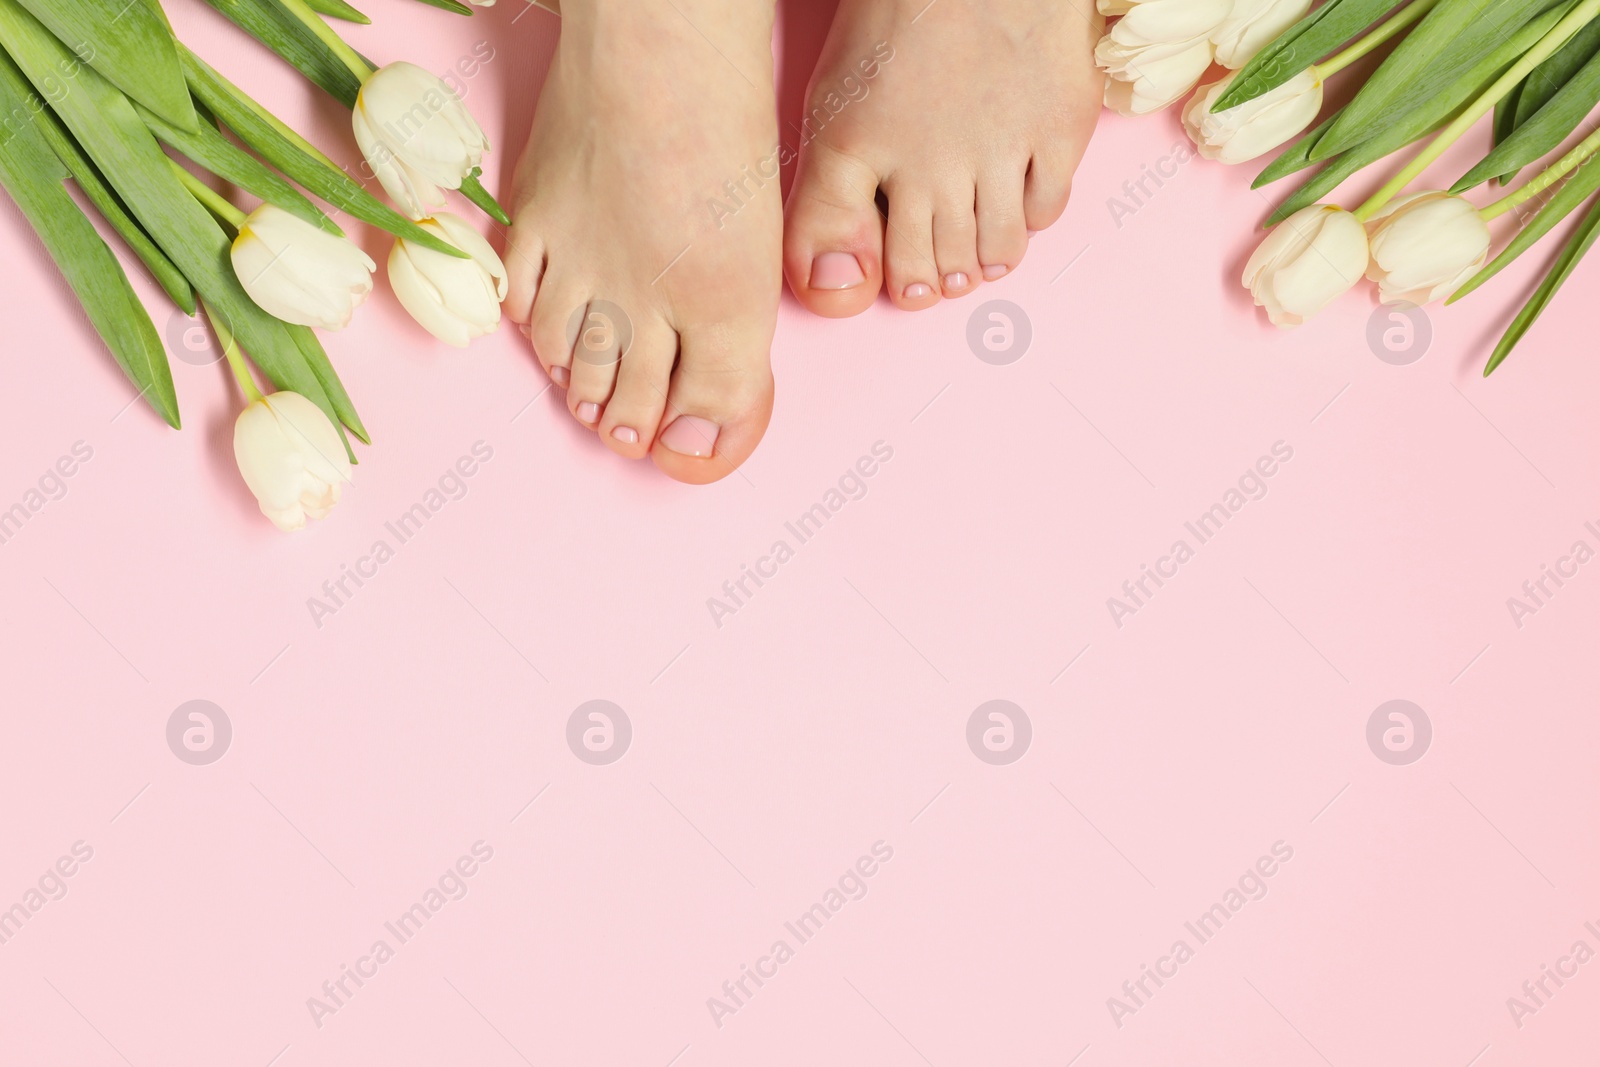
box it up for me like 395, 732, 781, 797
783, 0, 1103, 317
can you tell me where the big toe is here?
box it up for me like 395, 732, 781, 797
651, 325, 774, 485
783, 145, 884, 318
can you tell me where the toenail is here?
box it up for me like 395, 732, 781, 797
1027, 229, 1040, 238
944, 272, 970, 290
904, 283, 933, 300
982, 264, 1009, 281
576, 401, 601, 424
811, 252, 865, 290
549, 365, 570, 387
518, 322, 532, 341
612, 426, 640, 445
658, 415, 720, 458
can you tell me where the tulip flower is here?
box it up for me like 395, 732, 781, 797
235, 391, 353, 532
1363, 191, 1491, 306
1098, 0, 1232, 115
388, 212, 508, 347
231, 204, 376, 330
1212, 0, 1315, 68
1242, 205, 1369, 327
1183, 69, 1322, 164
352, 62, 490, 220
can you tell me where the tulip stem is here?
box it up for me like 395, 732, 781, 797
1313, 0, 1443, 81
276, 0, 375, 83
1352, 0, 1600, 223
170, 162, 247, 229
1481, 125, 1600, 221
202, 299, 266, 405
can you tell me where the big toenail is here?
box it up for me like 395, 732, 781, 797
904, 283, 933, 300
658, 415, 720, 458
612, 426, 640, 445
576, 401, 601, 424
944, 272, 970, 290
982, 264, 1009, 281
811, 252, 865, 290
550, 366, 570, 387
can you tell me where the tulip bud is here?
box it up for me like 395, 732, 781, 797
234, 391, 352, 532
1213, 0, 1315, 68
1363, 191, 1491, 306
1097, 0, 1233, 115
1183, 69, 1322, 164
230, 204, 376, 330
352, 62, 490, 220
1242, 205, 1369, 327
388, 212, 508, 347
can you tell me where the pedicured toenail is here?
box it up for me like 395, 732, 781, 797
904, 283, 933, 300
811, 252, 865, 290
944, 271, 970, 290
658, 415, 720, 458
982, 264, 1009, 281
612, 426, 640, 445
576, 401, 601, 424
549, 366, 570, 387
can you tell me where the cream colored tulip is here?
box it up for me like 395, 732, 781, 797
1364, 191, 1491, 306
1213, 0, 1315, 68
231, 204, 375, 330
1242, 205, 1369, 327
234, 391, 351, 532
1098, 0, 1233, 115
388, 212, 507, 347
1183, 69, 1322, 164
353, 62, 490, 220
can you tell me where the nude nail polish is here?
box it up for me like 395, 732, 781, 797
944, 271, 970, 291
658, 415, 720, 457
550, 366, 570, 387
612, 426, 640, 445
904, 283, 933, 300
811, 252, 865, 290
576, 401, 600, 424
982, 264, 1009, 281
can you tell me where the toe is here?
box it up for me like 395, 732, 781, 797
599, 318, 677, 459
783, 144, 884, 318
502, 216, 546, 327
1023, 152, 1075, 234
527, 280, 584, 390
566, 298, 632, 428
976, 166, 1030, 283
933, 183, 981, 299
651, 324, 773, 484
880, 181, 940, 312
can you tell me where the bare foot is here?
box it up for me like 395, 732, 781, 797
504, 0, 780, 483
784, 0, 1102, 316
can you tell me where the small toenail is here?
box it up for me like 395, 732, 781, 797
576, 401, 601, 424
658, 415, 720, 458
612, 426, 640, 445
518, 322, 532, 341
982, 264, 1009, 281
811, 252, 865, 290
944, 271, 970, 290
549, 365, 570, 387
904, 283, 933, 300
1027, 229, 1040, 238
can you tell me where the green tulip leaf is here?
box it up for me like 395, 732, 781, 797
1453, 45, 1600, 192
13, 0, 196, 131
1451, 154, 1600, 302
1217, 0, 1407, 111
0, 53, 179, 427
1254, 114, 1341, 187
303, 0, 370, 23
461, 170, 511, 225
1482, 189, 1600, 374
196, 0, 362, 107
405, 0, 477, 14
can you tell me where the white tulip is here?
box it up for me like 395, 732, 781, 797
1364, 191, 1491, 306
1183, 69, 1322, 164
234, 391, 352, 532
388, 212, 508, 347
230, 204, 375, 330
1242, 204, 1369, 327
1098, 0, 1232, 115
1213, 0, 1315, 68
352, 62, 490, 220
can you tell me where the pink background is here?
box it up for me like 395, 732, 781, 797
2, 1, 1598, 1063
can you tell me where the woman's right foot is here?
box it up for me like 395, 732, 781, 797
503, 0, 781, 483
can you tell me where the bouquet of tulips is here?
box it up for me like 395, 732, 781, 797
0, 0, 509, 530
1100, 0, 1600, 374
